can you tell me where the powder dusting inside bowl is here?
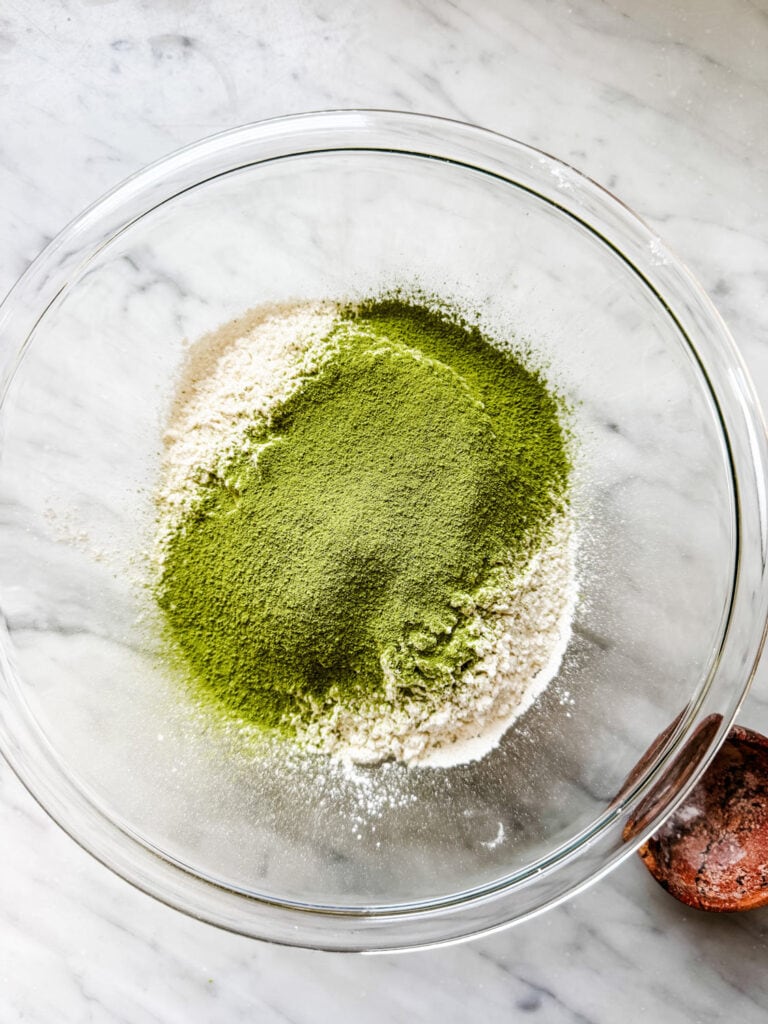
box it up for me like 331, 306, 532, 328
152, 294, 576, 767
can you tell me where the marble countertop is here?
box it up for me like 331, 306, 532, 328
2, 0, 768, 1019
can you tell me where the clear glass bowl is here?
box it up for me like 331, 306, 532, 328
0, 110, 766, 952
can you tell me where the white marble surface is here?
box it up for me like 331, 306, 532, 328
2, 0, 768, 1019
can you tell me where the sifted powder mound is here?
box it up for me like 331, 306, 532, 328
155, 300, 577, 768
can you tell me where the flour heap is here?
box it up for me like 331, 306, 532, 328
155, 297, 577, 768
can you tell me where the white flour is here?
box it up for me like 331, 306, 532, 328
157, 302, 577, 768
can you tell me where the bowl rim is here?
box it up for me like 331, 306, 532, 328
1, 108, 767, 952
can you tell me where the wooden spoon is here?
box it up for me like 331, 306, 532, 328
637, 725, 768, 911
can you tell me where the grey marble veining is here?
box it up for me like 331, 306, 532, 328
2, 0, 768, 1020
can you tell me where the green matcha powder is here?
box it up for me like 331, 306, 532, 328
156, 297, 571, 743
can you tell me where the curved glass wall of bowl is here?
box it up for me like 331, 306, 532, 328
0, 111, 766, 951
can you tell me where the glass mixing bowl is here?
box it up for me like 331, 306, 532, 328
0, 110, 766, 952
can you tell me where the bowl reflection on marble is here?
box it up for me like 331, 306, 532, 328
0, 111, 766, 952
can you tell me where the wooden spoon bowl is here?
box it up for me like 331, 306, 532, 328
638, 725, 768, 912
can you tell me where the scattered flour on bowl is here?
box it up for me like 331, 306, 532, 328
156, 301, 577, 768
